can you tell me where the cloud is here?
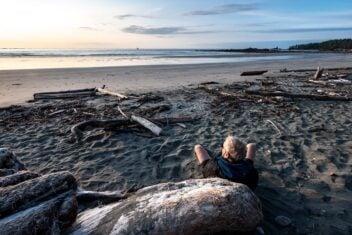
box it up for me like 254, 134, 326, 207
78, 27, 100, 31
256, 26, 352, 33
122, 25, 217, 35
115, 14, 153, 20
184, 3, 257, 16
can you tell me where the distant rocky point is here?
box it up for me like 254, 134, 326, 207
289, 39, 352, 51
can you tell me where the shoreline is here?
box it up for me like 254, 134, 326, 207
1, 53, 352, 107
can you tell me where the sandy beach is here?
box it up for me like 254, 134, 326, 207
1, 53, 352, 107
1, 55, 352, 234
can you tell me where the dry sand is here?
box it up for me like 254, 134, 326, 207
1, 53, 352, 107
1, 57, 352, 234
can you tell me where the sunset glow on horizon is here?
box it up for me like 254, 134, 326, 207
1, 0, 352, 49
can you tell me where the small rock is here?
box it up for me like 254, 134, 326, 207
330, 172, 337, 177
275, 215, 292, 227
256, 226, 265, 235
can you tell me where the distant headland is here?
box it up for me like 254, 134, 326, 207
199, 39, 352, 53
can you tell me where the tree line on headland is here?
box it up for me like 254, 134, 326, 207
289, 39, 352, 51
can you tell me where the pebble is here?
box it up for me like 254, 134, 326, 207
275, 215, 292, 227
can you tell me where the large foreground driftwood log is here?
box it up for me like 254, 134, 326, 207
245, 90, 352, 101
69, 178, 263, 234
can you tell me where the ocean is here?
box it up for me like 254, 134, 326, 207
0, 48, 315, 70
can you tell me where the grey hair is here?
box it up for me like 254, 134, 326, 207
223, 136, 246, 162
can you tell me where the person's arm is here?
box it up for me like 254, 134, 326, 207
194, 144, 211, 165
245, 143, 256, 162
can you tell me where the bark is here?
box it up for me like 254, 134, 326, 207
0, 171, 77, 218
0, 192, 77, 235
0, 171, 39, 187
69, 178, 263, 234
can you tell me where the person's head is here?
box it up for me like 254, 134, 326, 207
221, 136, 246, 162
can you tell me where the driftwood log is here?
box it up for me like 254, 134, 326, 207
0, 171, 39, 187
96, 88, 128, 100
71, 117, 197, 141
69, 178, 263, 234
33, 88, 96, 100
280, 67, 352, 73
0, 171, 77, 218
313, 66, 324, 80
117, 106, 163, 136
131, 115, 163, 136
0, 192, 77, 235
241, 70, 268, 76
245, 90, 352, 101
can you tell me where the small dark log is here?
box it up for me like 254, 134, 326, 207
241, 70, 268, 76
0, 171, 77, 218
0, 192, 77, 235
69, 178, 263, 234
245, 90, 352, 101
33, 88, 96, 100
0, 171, 39, 187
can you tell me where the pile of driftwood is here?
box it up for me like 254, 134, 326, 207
0, 148, 263, 234
203, 67, 352, 106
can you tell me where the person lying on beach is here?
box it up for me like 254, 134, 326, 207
194, 135, 258, 190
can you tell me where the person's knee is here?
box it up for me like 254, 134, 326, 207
194, 144, 203, 152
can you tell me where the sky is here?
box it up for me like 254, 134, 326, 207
0, 0, 352, 49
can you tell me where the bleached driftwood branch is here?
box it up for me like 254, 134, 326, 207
313, 66, 324, 80
96, 88, 128, 100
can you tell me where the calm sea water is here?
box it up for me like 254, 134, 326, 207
0, 48, 312, 70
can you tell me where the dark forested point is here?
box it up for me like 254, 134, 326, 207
289, 39, 352, 51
